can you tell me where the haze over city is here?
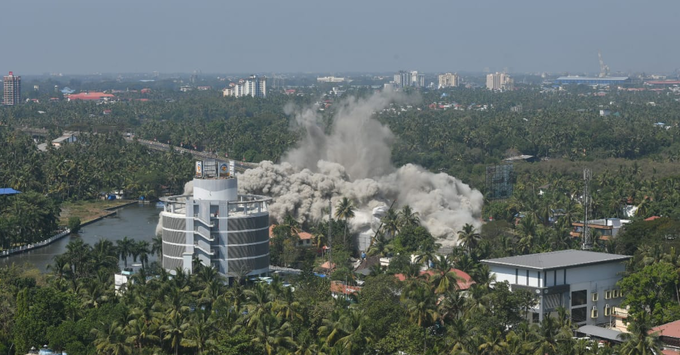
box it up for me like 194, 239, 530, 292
2, 0, 680, 74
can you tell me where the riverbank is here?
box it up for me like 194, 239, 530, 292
59, 199, 138, 226
0, 200, 140, 258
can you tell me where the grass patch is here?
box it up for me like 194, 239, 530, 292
59, 199, 133, 226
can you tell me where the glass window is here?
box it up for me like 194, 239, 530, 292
572, 307, 587, 323
592, 293, 599, 302
572, 290, 587, 307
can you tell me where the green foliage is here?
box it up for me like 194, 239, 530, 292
67, 216, 81, 233
619, 261, 680, 325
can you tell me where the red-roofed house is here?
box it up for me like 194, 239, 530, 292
67, 92, 115, 101
269, 224, 315, 247
330, 281, 362, 299
394, 268, 475, 291
651, 320, 680, 353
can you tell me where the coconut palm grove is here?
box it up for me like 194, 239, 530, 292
2, 78, 680, 354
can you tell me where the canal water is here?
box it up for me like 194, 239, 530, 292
0, 204, 161, 272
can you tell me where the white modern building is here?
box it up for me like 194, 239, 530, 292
223, 75, 267, 98
159, 160, 271, 281
317, 76, 345, 83
481, 250, 630, 326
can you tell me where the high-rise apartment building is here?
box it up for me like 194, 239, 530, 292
438, 73, 460, 88
486, 72, 513, 91
3, 72, 21, 106
393, 70, 425, 88
223, 75, 266, 98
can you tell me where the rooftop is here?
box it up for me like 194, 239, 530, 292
556, 76, 630, 81
652, 319, 680, 339
481, 250, 630, 271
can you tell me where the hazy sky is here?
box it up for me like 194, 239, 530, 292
2, 0, 679, 75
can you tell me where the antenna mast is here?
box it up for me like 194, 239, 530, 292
582, 168, 593, 250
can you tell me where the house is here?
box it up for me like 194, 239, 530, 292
67, 92, 115, 101
651, 319, 680, 353
268, 224, 315, 247
394, 268, 475, 291
51, 131, 77, 148
481, 250, 630, 325
330, 280, 361, 299
570, 218, 630, 240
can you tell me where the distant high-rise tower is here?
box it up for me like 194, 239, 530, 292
486, 72, 513, 91
3, 72, 21, 106
438, 73, 460, 88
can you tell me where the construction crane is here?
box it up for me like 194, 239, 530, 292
598, 50, 610, 78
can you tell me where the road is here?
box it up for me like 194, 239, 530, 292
21, 127, 259, 172
124, 137, 259, 172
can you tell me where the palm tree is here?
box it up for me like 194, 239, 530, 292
618, 313, 662, 355
116, 236, 135, 268
429, 255, 463, 294
398, 205, 420, 228
404, 286, 439, 327
457, 223, 480, 255
335, 197, 355, 245
151, 234, 163, 257
381, 207, 400, 239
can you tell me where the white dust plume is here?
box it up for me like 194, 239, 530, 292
238, 90, 483, 247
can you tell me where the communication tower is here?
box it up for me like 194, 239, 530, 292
582, 168, 593, 250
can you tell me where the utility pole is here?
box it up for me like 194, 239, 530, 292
328, 198, 332, 275
582, 168, 592, 250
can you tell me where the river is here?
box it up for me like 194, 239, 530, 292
0, 204, 161, 272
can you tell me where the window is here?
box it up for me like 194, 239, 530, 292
532, 312, 539, 323
572, 307, 587, 323
619, 290, 624, 298
592, 293, 599, 302
612, 290, 619, 298
604, 305, 610, 316
605, 290, 612, 300
571, 290, 587, 307
591, 307, 598, 319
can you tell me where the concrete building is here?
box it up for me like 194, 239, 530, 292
438, 73, 460, 88
223, 75, 266, 98
481, 250, 630, 326
570, 218, 630, 241
159, 160, 271, 281
317, 76, 345, 83
486, 72, 513, 91
393, 70, 425, 88
51, 131, 77, 148
555, 77, 630, 86
3, 71, 21, 106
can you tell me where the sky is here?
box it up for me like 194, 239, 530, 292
1, 0, 679, 75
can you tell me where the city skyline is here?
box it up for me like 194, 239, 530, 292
1, 0, 679, 75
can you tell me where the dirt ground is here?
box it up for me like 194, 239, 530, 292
59, 199, 133, 225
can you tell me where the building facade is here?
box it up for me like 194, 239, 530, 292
438, 73, 460, 88
393, 70, 425, 88
482, 250, 630, 326
159, 160, 271, 281
223, 75, 266, 98
486, 72, 513, 91
554, 76, 630, 86
3, 71, 21, 106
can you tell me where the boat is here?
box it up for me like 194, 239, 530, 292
155, 201, 165, 208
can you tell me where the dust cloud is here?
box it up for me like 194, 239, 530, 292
238, 90, 483, 247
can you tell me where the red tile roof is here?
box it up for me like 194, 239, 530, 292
330, 281, 361, 295
651, 319, 680, 339
269, 224, 314, 240
645, 216, 662, 221
393, 268, 475, 290
68, 92, 115, 100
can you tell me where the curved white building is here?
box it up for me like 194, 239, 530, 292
160, 160, 270, 280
